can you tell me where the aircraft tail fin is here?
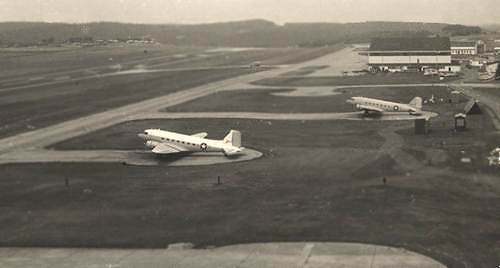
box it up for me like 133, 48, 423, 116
409, 97, 423, 110
223, 130, 242, 148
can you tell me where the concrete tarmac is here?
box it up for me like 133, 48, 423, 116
0, 242, 445, 268
0, 148, 263, 167
143, 111, 438, 121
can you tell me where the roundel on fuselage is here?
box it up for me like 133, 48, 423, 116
200, 143, 208, 151
394, 105, 399, 111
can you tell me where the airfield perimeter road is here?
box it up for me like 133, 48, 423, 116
0, 243, 445, 268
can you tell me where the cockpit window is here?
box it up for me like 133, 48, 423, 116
144, 132, 148, 135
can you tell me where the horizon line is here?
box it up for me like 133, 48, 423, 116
0, 19, 490, 27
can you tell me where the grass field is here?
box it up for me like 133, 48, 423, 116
1, 117, 499, 267
50, 118, 385, 151
397, 95, 499, 173
0, 68, 251, 139
0, 45, 201, 80
475, 87, 500, 97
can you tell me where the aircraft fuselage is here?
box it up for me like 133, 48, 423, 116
347, 97, 421, 115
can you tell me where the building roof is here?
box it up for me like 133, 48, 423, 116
451, 41, 476, 48
370, 37, 451, 52
464, 100, 482, 115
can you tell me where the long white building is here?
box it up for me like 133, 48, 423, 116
368, 37, 452, 72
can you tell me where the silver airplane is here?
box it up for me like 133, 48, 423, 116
347, 96, 423, 115
138, 129, 244, 157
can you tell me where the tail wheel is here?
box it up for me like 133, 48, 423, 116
200, 143, 208, 152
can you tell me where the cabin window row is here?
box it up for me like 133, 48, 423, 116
366, 102, 391, 108
161, 137, 197, 146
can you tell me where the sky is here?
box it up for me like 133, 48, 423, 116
0, 0, 499, 25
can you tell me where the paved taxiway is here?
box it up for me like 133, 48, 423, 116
0, 242, 445, 268
143, 111, 438, 121
0, 50, 206, 93
271, 83, 450, 97
0, 148, 263, 166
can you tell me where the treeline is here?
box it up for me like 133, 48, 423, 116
0, 20, 483, 48
442, 24, 482, 36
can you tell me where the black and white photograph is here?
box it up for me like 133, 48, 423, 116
0, 0, 500, 267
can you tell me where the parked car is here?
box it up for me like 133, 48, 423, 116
424, 68, 438, 76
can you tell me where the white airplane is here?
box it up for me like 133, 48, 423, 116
347, 96, 423, 115
137, 129, 244, 157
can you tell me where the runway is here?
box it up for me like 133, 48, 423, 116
0, 51, 199, 93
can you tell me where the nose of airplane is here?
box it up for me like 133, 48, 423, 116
137, 133, 146, 139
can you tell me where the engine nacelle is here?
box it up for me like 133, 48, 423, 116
145, 140, 160, 149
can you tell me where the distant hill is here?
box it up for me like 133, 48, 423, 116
0, 20, 483, 47
481, 24, 500, 33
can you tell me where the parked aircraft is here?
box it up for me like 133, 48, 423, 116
138, 129, 244, 156
347, 96, 423, 115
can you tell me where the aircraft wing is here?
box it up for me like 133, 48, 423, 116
358, 104, 384, 113
152, 143, 189, 154
191, 132, 208, 138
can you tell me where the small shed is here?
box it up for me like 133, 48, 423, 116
450, 91, 462, 104
488, 148, 500, 167
464, 100, 482, 115
454, 113, 467, 130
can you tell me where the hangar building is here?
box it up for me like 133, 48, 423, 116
451, 41, 478, 56
368, 37, 457, 72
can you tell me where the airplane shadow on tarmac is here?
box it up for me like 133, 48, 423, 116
124, 150, 256, 167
